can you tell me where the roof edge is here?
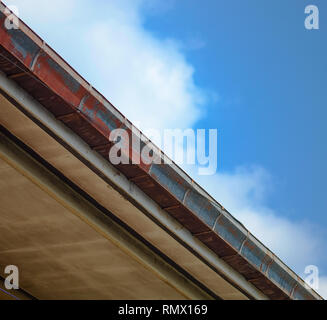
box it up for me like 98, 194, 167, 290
0, 2, 322, 300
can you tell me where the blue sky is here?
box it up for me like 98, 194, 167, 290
4, 0, 327, 297
143, 0, 327, 224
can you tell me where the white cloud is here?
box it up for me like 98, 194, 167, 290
83, 3, 205, 131
85, 23, 203, 131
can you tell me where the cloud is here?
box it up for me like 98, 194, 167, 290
85, 20, 204, 131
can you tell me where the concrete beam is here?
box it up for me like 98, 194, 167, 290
0, 131, 213, 300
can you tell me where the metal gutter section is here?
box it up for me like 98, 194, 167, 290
0, 2, 321, 300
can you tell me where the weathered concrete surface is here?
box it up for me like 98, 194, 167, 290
0, 135, 207, 300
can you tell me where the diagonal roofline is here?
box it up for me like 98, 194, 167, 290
0, 2, 322, 300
